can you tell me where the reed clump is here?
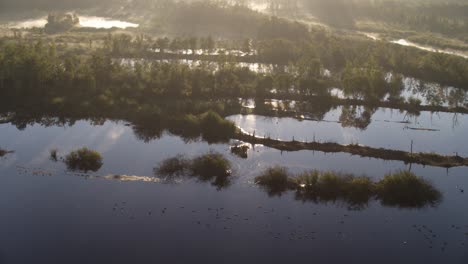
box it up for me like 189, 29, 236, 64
155, 152, 232, 188
64, 147, 103, 172
255, 168, 441, 209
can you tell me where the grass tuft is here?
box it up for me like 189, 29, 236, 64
64, 147, 103, 172
154, 155, 190, 177
255, 168, 441, 209
156, 152, 232, 189
376, 171, 441, 208
49, 149, 58, 162
230, 144, 249, 159
255, 167, 296, 196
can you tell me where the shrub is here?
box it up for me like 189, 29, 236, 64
45, 13, 80, 33
255, 167, 296, 196
294, 171, 373, 207
64, 148, 103, 172
230, 144, 249, 159
346, 177, 375, 205
200, 111, 236, 142
155, 152, 232, 189
376, 171, 441, 208
0, 148, 13, 157
256, 168, 440, 209
407, 97, 422, 106
190, 152, 232, 180
50, 149, 58, 162
155, 155, 190, 177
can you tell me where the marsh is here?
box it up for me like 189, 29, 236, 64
1, 0, 468, 263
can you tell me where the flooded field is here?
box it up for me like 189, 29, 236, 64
390, 39, 468, 60
1, 1, 468, 263
331, 76, 467, 108
362, 33, 468, 60
228, 107, 468, 156
1, 117, 468, 263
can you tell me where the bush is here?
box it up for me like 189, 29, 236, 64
64, 148, 103, 172
376, 171, 441, 208
346, 177, 375, 205
230, 144, 249, 159
154, 155, 190, 177
255, 167, 296, 196
45, 13, 80, 33
0, 148, 13, 157
294, 171, 373, 207
407, 97, 422, 106
155, 152, 232, 189
255, 168, 440, 209
190, 152, 232, 180
49, 149, 58, 162
200, 111, 236, 142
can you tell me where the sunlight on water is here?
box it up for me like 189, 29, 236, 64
79, 16, 138, 29
249, 3, 269, 12
10, 18, 47, 28
391, 39, 468, 59
9, 16, 139, 29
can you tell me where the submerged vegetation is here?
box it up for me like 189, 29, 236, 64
376, 171, 442, 208
255, 168, 442, 209
230, 144, 249, 159
0, 148, 13, 157
255, 166, 296, 196
49, 148, 58, 161
64, 147, 103, 172
155, 152, 232, 189
294, 171, 375, 208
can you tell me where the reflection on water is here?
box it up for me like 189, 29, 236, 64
255, 168, 442, 210
119, 58, 275, 74
402, 77, 468, 107
362, 32, 468, 59
79, 16, 138, 29
1, 119, 468, 263
391, 39, 468, 59
228, 106, 468, 156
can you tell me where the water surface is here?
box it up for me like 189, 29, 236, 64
8, 15, 138, 29
1, 120, 467, 263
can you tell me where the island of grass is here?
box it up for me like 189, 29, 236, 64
64, 147, 103, 172
230, 144, 249, 159
0, 148, 13, 157
49, 149, 58, 162
255, 167, 441, 209
155, 152, 232, 189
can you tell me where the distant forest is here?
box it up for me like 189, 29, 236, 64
0, 0, 121, 11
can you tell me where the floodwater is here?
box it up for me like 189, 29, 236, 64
390, 39, 468, 59
1, 116, 468, 263
228, 106, 468, 156
7, 15, 138, 29
331, 76, 467, 108
362, 32, 468, 59
118, 58, 276, 74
